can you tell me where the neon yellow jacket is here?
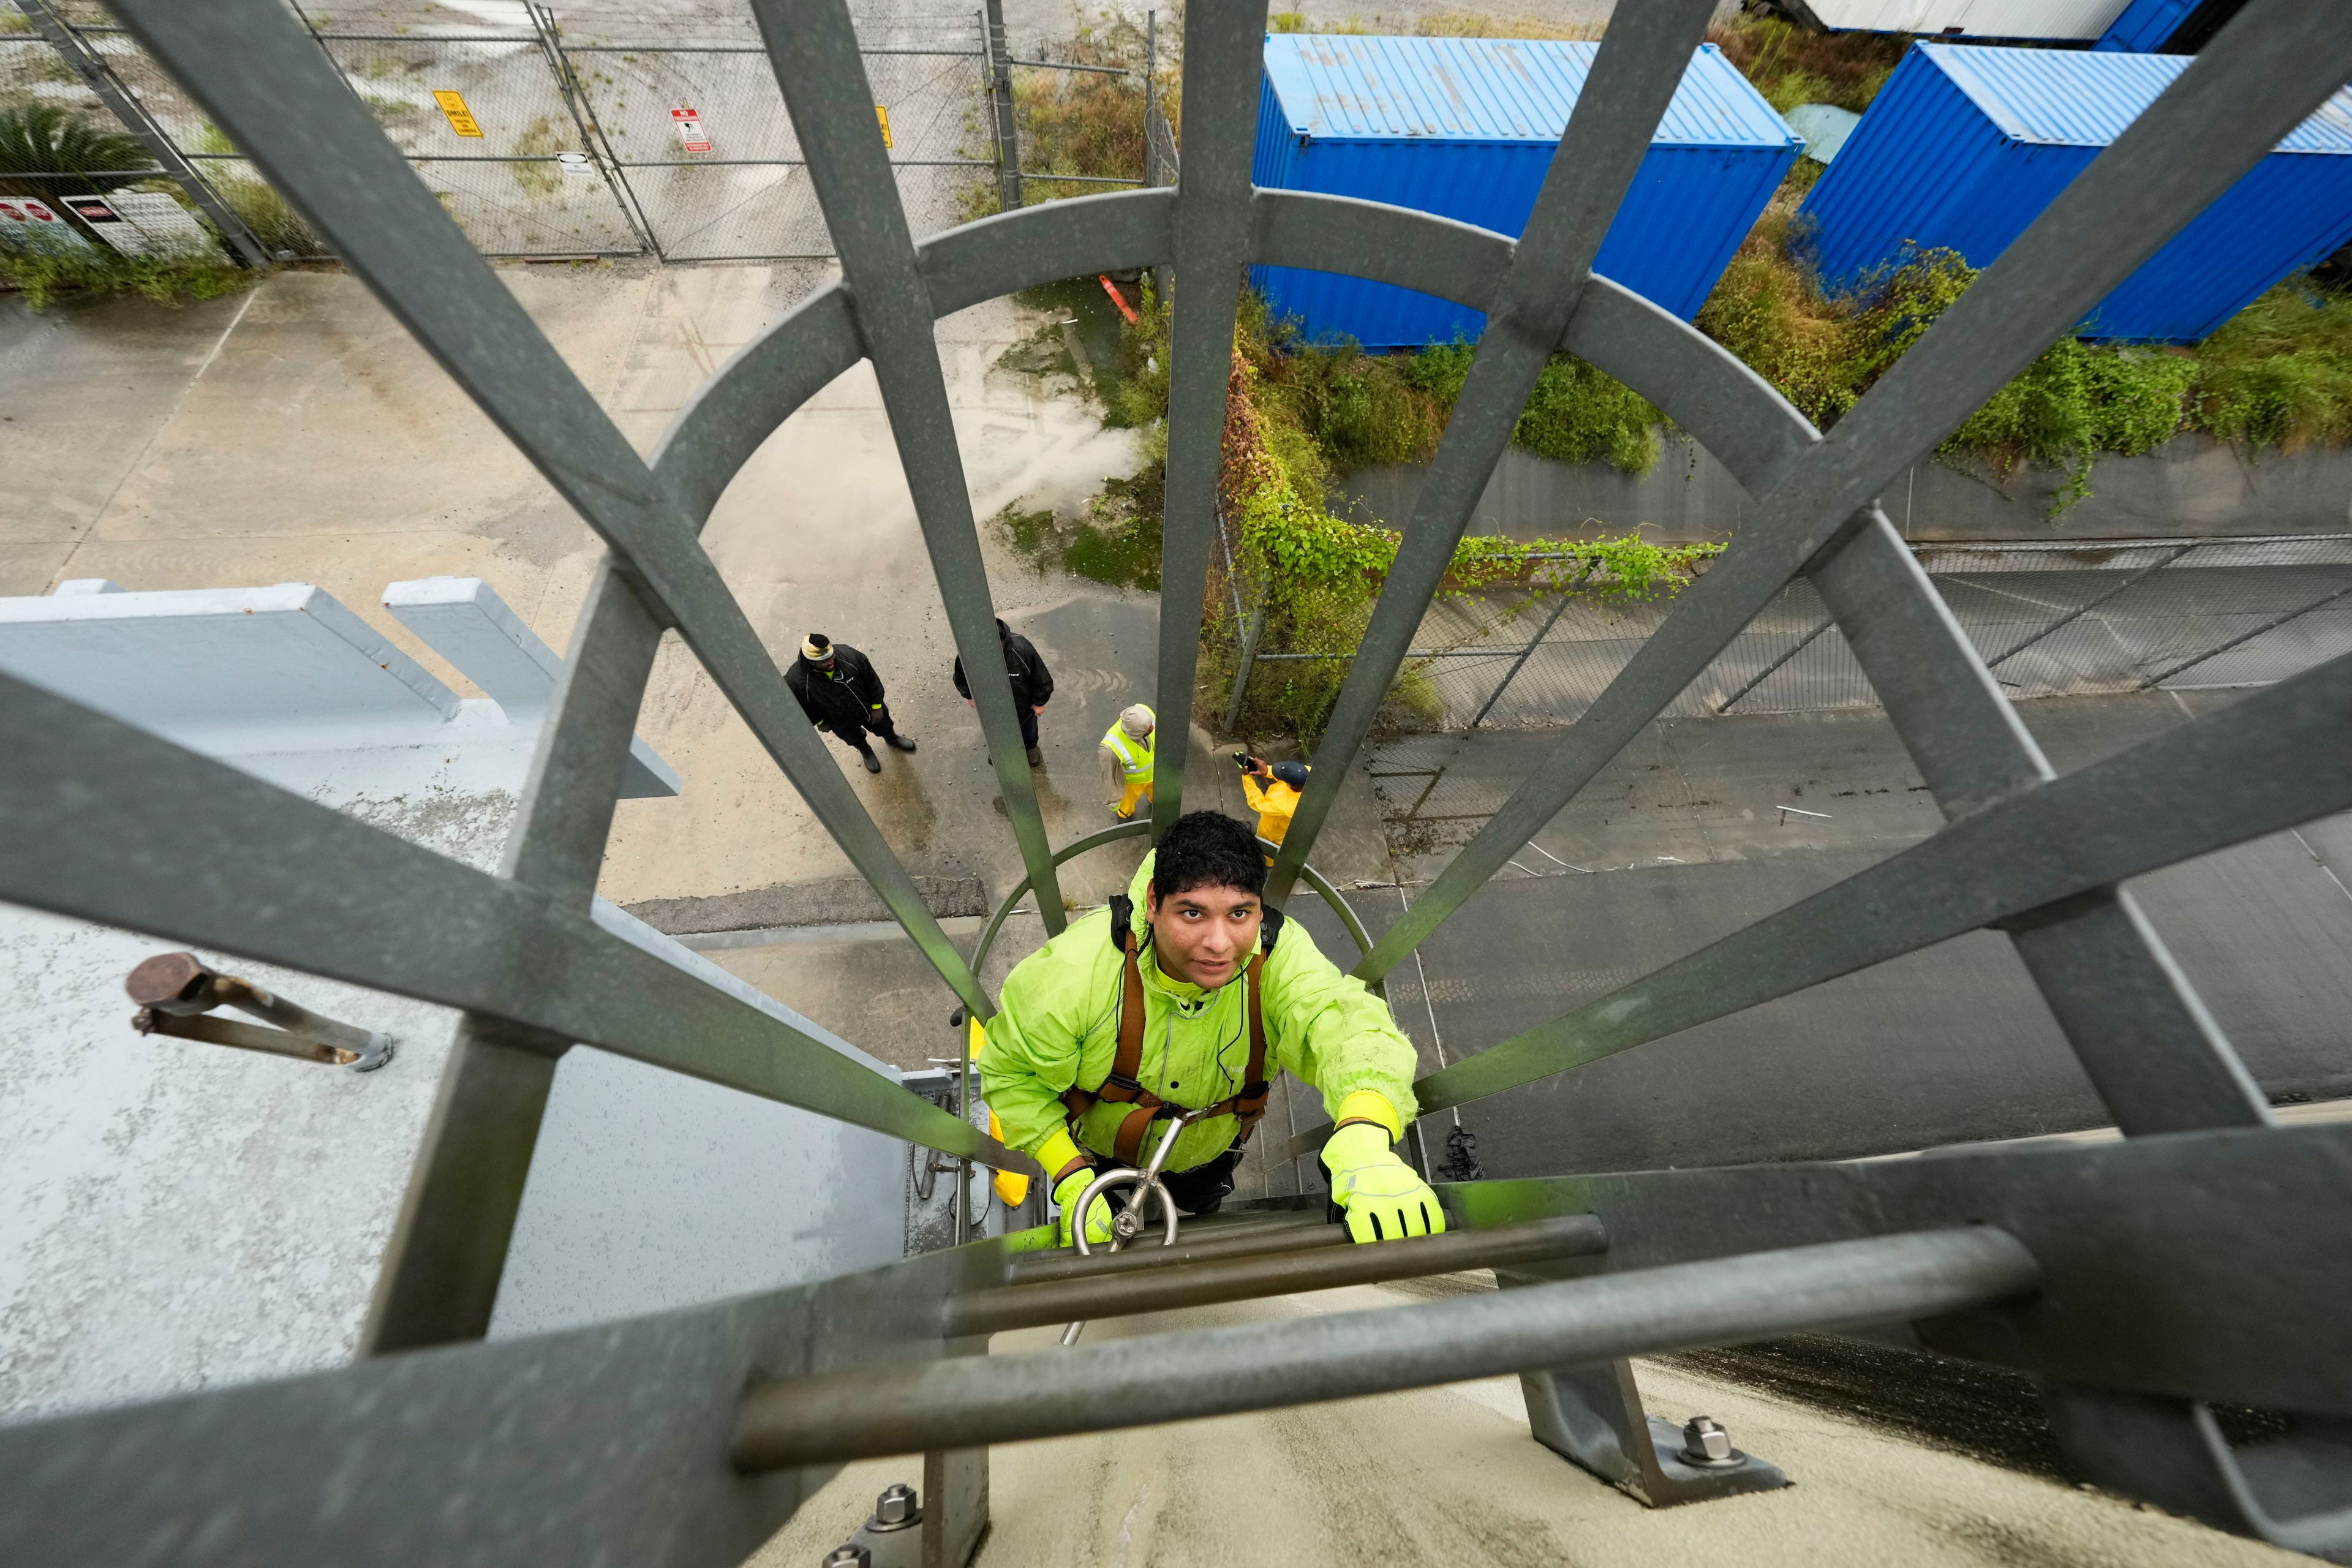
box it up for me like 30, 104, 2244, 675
978, 856, 1419, 1174
1241, 772, 1302, 846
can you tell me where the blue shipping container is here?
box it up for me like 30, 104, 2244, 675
1797, 43, 2352, 342
1249, 35, 1800, 351
2092, 0, 2198, 51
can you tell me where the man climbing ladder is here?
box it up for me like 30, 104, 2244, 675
978, 812, 1444, 1246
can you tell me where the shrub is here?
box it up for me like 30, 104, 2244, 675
0, 246, 252, 309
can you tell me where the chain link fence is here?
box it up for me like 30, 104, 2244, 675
2, 0, 993, 263
1221, 533, 2352, 737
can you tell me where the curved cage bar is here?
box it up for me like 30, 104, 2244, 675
5, 0, 2352, 1561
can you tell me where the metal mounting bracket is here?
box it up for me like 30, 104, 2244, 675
1520, 1356, 1790, 1508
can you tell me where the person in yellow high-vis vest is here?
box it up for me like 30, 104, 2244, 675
1099, 703, 1155, 821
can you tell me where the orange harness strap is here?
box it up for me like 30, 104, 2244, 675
1061, 919, 1272, 1165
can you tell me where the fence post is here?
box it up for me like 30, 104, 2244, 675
13, 0, 271, 268
1468, 568, 1589, 731
1224, 592, 1270, 736
1142, 10, 1158, 186
982, 0, 1021, 211
529, 3, 656, 257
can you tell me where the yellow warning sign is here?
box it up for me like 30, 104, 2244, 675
432, 89, 483, 138
875, 104, 893, 149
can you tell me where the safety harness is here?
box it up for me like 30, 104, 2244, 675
1060, 895, 1284, 1164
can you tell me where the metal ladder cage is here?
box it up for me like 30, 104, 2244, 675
6, 0, 2352, 1561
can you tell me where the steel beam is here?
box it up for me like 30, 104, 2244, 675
1265, 0, 1720, 902
1003, 1212, 1342, 1286
1152, 0, 1267, 832
1814, 521, 2272, 1134
362, 562, 671, 1353
736, 1229, 2034, 1466
1445, 1123, 2352, 1418
945, 1213, 1607, 1335
748, 0, 1066, 935
15, 1125, 2352, 1562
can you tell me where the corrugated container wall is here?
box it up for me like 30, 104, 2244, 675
1796, 43, 2352, 342
2092, 0, 2199, 51
1248, 36, 1799, 352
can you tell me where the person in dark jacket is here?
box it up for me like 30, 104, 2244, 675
786, 633, 916, 774
951, 617, 1053, 766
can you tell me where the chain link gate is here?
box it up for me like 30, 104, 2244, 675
7, 1, 995, 263
552, 6, 989, 261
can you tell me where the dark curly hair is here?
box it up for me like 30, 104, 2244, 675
1151, 811, 1266, 902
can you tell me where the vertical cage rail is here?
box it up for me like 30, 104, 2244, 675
748, 0, 1066, 942
1149, 0, 1265, 831
1264, 0, 1721, 903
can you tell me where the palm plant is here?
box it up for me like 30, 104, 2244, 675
0, 99, 151, 201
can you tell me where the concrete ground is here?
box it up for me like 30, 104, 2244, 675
747, 1279, 2303, 1568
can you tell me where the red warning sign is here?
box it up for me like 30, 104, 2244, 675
671, 107, 710, 153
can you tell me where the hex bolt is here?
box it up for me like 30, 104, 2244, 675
821, 1546, 871, 1567
867, 1482, 921, 1530
1681, 1414, 1737, 1466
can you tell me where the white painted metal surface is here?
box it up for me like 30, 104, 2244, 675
0, 575, 902, 1422
1792, 0, 2132, 40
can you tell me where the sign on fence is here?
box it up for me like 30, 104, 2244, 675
433, 89, 484, 138
0, 197, 94, 257
671, 107, 711, 153
62, 192, 218, 259
875, 104, 893, 148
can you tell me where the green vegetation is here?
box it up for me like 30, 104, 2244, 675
960, 14, 1166, 221
1703, 193, 2352, 508
0, 100, 149, 200
1706, 12, 1909, 114
0, 103, 257, 306
2190, 284, 2352, 451
0, 242, 252, 309
992, 277, 1711, 736
511, 117, 566, 198
187, 122, 318, 257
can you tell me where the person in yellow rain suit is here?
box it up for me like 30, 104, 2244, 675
978, 810, 1444, 1248
1239, 754, 1309, 864
1100, 703, 1155, 821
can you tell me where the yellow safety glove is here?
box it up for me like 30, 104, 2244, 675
1321, 1093, 1445, 1244
1053, 1165, 1115, 1248
1041, 1128, 1115, 1249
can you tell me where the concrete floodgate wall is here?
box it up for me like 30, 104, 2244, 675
1332, 429, 2352, 545
0, 575, 910, 1420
